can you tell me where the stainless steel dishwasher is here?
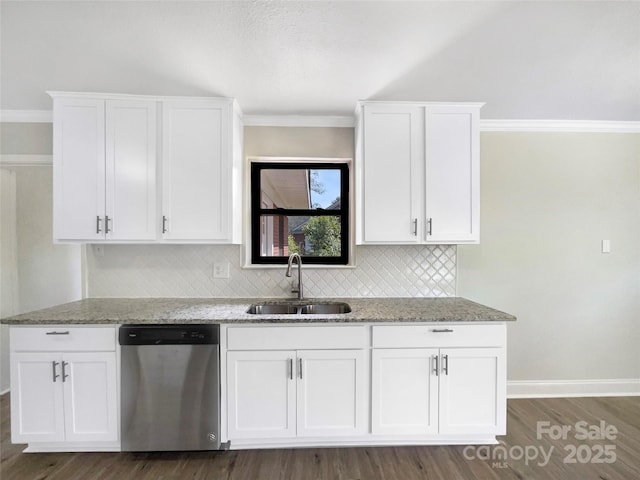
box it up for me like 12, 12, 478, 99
119, 324, 222, 451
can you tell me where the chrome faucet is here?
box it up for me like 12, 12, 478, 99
285, 253, 303, 299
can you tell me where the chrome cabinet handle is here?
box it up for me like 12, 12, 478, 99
105, 216, 111, 234
96, 216, 102, 234
46, 331, 69, 335
298, 358, 303, 379
412, 218, 418, 236
62, 361, 69, 382
442, 354, 449, 376
52, 361, 60, 382
427, 218, 433, 236
288, 358, 293, 380
433, 355, 439, 377
432, 328, 454, 333
162, 215, 168, 234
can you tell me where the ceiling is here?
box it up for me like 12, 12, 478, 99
1, 1, 639, 120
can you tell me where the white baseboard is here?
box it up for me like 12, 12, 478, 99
507, 379, 640, 398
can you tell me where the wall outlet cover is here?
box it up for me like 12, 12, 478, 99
213, 262, 230, 279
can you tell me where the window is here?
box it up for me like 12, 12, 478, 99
251, 161, 349, 265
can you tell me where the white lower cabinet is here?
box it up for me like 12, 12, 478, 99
295, 349, 366, 437
371, 348, 439, 435
10, 326, 119, 449
438, 347, 505, 435
227, 350, 295, 439
225, 325, 368, 444
227, 349, 367, 440
224, 323, 507, 447
372, 347, 505, 436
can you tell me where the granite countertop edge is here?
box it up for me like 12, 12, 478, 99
1, 297, 516, 325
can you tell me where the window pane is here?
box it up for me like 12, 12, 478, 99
260, 169, 342, 210
259, 215, 342, 257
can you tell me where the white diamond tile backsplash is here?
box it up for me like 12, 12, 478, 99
86, 245, 456, 298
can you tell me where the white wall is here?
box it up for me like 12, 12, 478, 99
0, 168, 18, 392
14, 167, 82, 312
458, 132, 640, 392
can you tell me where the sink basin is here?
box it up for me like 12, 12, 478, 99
300, 303, 352, 315
246, 302, 351, 315
246, 304, 298, 315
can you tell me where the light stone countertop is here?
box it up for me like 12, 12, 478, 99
1, 297, 516, 325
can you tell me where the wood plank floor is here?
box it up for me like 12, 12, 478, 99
1, 393, 639, 480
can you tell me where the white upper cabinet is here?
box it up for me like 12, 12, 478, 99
50, 92, 243, 244
105, 101, 157, 241
361, 104, 423, 243
356, 101, 482, 244
425, 105, 480, 243
161, 99, 242, 243
52, 98, 106, 241
52, 94, 157, 242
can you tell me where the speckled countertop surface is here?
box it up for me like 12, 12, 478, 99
1, 297, 516, 325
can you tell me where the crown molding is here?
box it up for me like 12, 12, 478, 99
0, 154, 53, 166
243, 115, 355, 128
480, 119, 640, 133
2, 109, 639, 133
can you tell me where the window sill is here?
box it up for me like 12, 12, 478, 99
241, 263, 356, 270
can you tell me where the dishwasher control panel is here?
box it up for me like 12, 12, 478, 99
119, 324, 220, 345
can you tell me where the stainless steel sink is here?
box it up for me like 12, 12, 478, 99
246, 304, 298, 315
246, 302, 351, 315
300, 303, 352, 314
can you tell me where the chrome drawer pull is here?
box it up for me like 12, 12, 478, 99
432, 328, 454, 333
46, 331, 70, 335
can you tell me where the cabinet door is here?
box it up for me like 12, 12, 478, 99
62, 352, 118, 442
371, 348, 438, 435
105, 100, 157, 240
162, 100, 231, 241
361, 104, 423, 243
227, 350, 296, 439
425, 106, 480, 243
53, 98, 105, 240
296, 350, 367, 437
438, 348, 505, 435
10, 353, 65, 443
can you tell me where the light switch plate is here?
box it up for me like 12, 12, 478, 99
602, 240, 611, 253
213, 262, 230, 279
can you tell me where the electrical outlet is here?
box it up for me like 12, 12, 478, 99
213, 262, 230, 279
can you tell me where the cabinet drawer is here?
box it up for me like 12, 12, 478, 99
372, 324, 505, 348
10, 326, 117, 352
227, 326, 367, 350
